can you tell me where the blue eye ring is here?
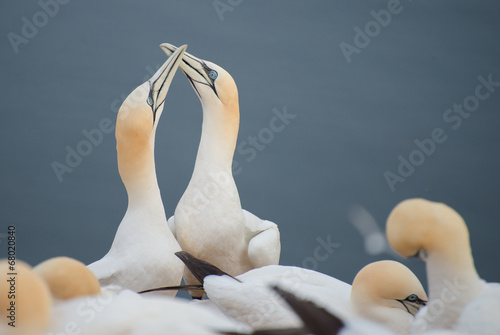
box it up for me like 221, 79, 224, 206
407, 294, 418, 302
208, 70, 218, 80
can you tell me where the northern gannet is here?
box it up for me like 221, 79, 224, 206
87, 45, 188, 294
234, 287, 449, 335
146, 252, 427, 333
350, 260, 427, 335
160, 44, 281, 298
0, 258, 248, 335
49, 289, 251, 335
34, 256, 101, 300
0, 260, 52, 335
386, 198, 500, 334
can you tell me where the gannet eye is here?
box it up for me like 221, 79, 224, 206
406, 294, 418, 302
208, 70, 218, 80
146, 96, 154, 106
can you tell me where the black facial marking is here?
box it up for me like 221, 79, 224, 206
148, 57, 176, 125
183, 58, 219, 98
186, 74, 202, 99
147, 84, 157, 125
397, 299, 412, 315
396, 294, 426, 317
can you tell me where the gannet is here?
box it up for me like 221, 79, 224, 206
87, 45, 188, 295
172, 251, 350, 329
0, 259, 52, 335
34, 256, 101, 300
3, 259, 248, 334
225, 287, 454, 335
386, 198, 500, 334
350, 260, 427, 335
49, 289, 251, 335
8, 277, 250, 335
145, 252, 427, 333
160, 43, 281, 298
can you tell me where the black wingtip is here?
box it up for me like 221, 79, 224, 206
174, 251, 239, 284
272, 286, 345, 335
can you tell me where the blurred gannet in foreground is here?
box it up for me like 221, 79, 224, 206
0, 258, 249, 335
34, 256, 101, 300
87, 45, 188, 294
160, 44, 281, 298
49, 289, 251, 335
0, 260, 52, 335
145, 252, 427, 333
387, 198, 500, 334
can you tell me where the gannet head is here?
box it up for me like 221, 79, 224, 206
386, 198, 470, 261
0, 260, 52, 334
159, 43, 238, 114
351, 260, 427, 333
117, 44, 187, 136
34, 256, 101, 300
351, 260, 427, 315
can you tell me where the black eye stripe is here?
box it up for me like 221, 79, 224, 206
181, 57, 220, 98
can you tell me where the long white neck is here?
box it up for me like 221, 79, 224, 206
176, 100, 242, 223
116, 119, 166, 227
192, 102, 239, 176
423, 242, 483, 330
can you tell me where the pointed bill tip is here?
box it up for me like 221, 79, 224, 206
146, 44, 187, 123
159, 43, 183, 56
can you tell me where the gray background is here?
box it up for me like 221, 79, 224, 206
1, 1, 499, 291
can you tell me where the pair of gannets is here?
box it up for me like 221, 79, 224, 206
88, 43, 280, 296
387, 198, 500, 334
146, 251, 427, 334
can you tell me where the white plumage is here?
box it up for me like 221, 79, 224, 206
161, 44, 281, 297
48, 288, 250, 335
174, 252, 427, 334
87, 46, 188, 295
205, 265, 351, 330
386, 198, 500, 334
